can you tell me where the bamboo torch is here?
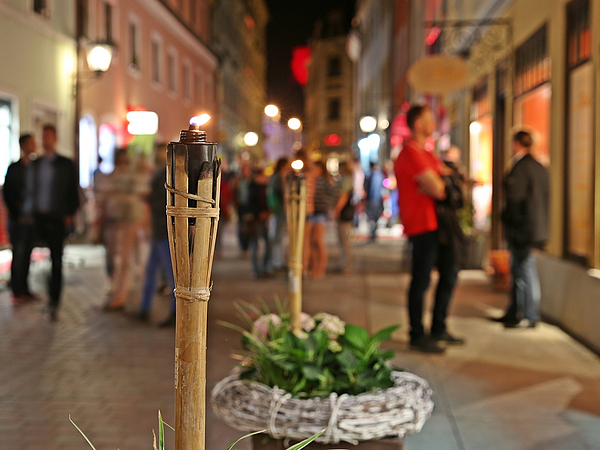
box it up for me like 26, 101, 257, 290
286, 159, 307, 333
166, 120, 220, 450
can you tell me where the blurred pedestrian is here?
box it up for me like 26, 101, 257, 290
247, 168, 272, 278
233, 163, 253, 256
215, 161, 234, 259
96, 148, 148, 311
3, 133, 38, 303
394, 105, 464, 353
307, 161, 334, 278
333, 160, 354, 273
267, 158, 288, 271
499, 131, 549, 329
22, 124, 80, 321
351, 155, 365, 227
364, 162, 384, 241
136, 145, 176, 327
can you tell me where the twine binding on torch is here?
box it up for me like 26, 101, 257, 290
166, 206, 219, 219
165, 182, 220, 219
174, 286, 212, 303
165, 183, 216, 205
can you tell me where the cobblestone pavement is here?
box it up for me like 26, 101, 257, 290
1, 223, 600, 450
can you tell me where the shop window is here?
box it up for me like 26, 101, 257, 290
567, 0, 590, 68
470, 78, 493, 232
98, 124, 117, 175
514, 24, 551, 166
515, 25, 550, 97
0, 99, 16, 185
79, 116, 97, 189
328, 98, 341, 121
565, 0, 592, 263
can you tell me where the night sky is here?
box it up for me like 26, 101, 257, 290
264, 0, 356, 121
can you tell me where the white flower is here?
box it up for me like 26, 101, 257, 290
300, 312, 316, 332
327, 340, 342, 353
314, 313, 346, 339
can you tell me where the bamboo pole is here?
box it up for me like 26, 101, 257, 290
166, 124, 220, 450
286, 170, 307, 333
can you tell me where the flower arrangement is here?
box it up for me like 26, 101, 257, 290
224, 302, 399, 399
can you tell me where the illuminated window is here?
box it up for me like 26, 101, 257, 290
515, 25, 549, 97
0, 99, 15, 185
567, 0, 590, 68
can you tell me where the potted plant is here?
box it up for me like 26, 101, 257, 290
211, 304, 434, 447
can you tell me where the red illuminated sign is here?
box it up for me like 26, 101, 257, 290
291, 46, 311, 86
324, 133, 341, 146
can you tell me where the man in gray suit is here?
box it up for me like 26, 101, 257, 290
500, 130, 549, 329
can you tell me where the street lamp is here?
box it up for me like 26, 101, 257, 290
359, 116, 377, 133
264, 104, 280, 119
74, 39, 115, 185
85, 41, 115, 73
287, 118, 301, 130
244, 131, 259, 147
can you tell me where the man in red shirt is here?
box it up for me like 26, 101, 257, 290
394, 105, 464, 353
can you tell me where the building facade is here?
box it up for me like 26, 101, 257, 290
399, 0, 600, 351
211, 0, 268, 162
79, 0, 218, 186
348, 0, 393, 170
0, 0, 77, 180
304, 10, 354, 165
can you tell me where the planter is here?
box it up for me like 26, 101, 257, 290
251, 434, 403, 449
463, 235, 486, 270
210, 368, 433, 446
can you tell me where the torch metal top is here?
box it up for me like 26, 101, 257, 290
179, 124, 207, 144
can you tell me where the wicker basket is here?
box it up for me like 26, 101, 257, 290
210, 368, 434, 445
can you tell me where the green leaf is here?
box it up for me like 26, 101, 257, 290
158, 410, 165, 450
226, 429, 267, 450
337, 348, 359, 369
286, 429, 325, 450
370, 324, 400, 345
302, 365, 324, 380
343, 324, 370, 350
69, 415, 97, 450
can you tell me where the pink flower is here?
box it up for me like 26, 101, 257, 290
300, 312, 315, 332
252, 314, 282, 339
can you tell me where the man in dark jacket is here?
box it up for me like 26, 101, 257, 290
3, 134, 37, 302
500, 130, 549, 329
23, 124, 80, 321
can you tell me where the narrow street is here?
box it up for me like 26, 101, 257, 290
1, 223, 599, 450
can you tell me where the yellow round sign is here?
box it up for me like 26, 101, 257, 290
407, 54, 470, 95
